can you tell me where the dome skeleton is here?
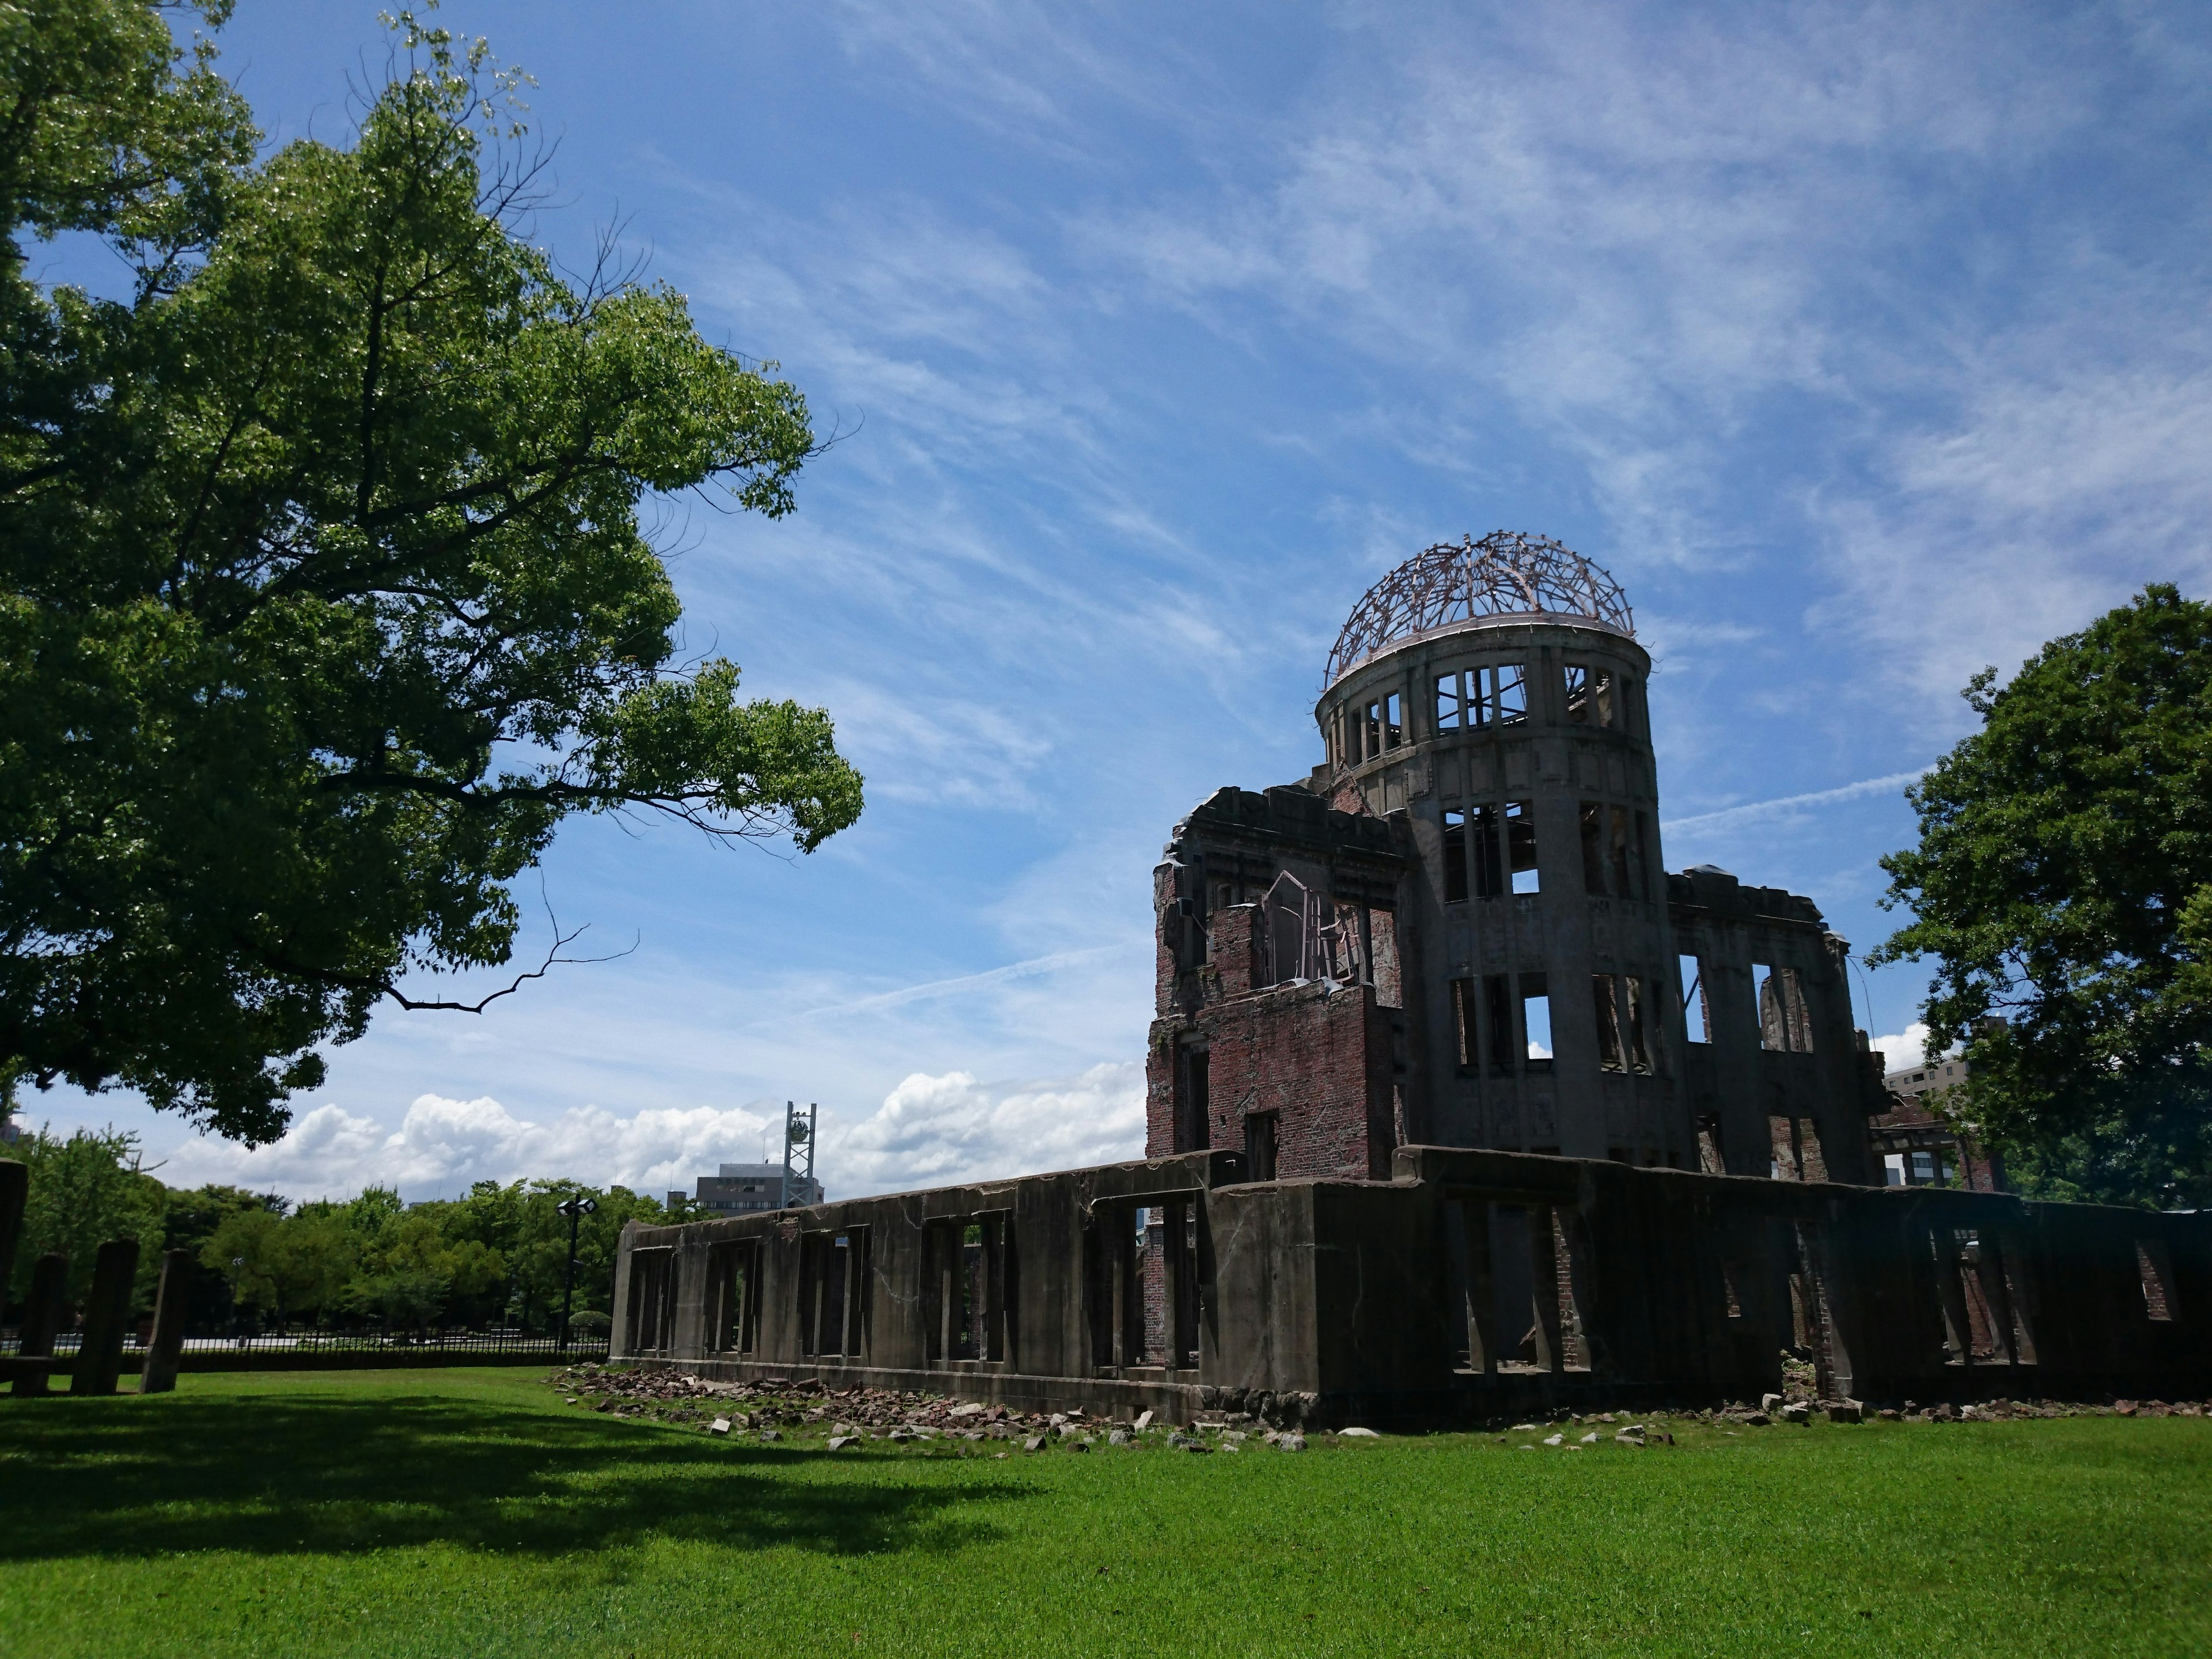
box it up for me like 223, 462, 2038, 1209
1324, 531, 1635, 688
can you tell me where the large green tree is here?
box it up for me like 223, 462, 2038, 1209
0, 4, 863, 1143
1874, 585, 2212, 1210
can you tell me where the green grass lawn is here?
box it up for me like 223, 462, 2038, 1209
1, 1368, 2206, 1658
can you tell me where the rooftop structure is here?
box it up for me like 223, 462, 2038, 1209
1324, 531, 1635, 686
684, 1162, 821, 1217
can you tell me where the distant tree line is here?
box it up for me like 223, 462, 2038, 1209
3, 1126, 677, 1333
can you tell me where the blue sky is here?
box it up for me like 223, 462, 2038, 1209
25, 0, 2212, 1202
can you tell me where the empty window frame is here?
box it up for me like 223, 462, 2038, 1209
2137, 1239, 2176, 1321
1437, 664, 1527, 729
1680, 955, 1710, 1043
1442, 809, 1469, 903
1696, 1112, 1725, 1176
1494, 664, 1529, 724
708, 1238, 761, 1354
1177, 1043, 1210, 1153
1451, 976, 1480, 1070
1579, 802, 1606, 893
801, 1228, 871, 1360
1471, 804, 1504, 897
1357, 693, 1404, 759
1608, 806, 1638, 899
1564, 662, 1590, 724
1756, 964, 1815, 1052
1593, 975, 1626, 1072
1506, 801, 1539, 893
1521, 973, 1553, 1069
626, 1247, 677, 1355
1769, 1115, 1830, 1183
1484, 975, 1515, 1074
1626, 975, 1654, 1074
1565, 662, 1620, 728
1245, 1111, 1280, 1183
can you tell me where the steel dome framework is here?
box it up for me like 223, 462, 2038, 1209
1324, 531, 1634, 686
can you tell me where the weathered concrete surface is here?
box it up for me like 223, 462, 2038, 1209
139, 1248, 192, 1394
616, 1146, 2212, 1427
70, 1237, 139, 1396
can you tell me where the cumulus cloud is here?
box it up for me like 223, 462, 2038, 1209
160, 1094, 777, 1204
147, 1062, 1147, 1206
1871, 1022, 1934, 1075
831, 1061, 1146, 1194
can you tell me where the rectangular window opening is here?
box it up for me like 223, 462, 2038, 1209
1245, 1112, 1280, 1183
1593, 668, 1616, 728
1178, 1044, 1210, 1153
1696, 1113, 1725, 1176
1679, 955, 1709, 1043
1578, 802, 1606, 894
1442, 809, 1469, 904
1434, 672, 1462, 732
1626, 975, 1653, 1074
1495, 664, 1528, 724
2137, 1239, 2176, 1321
1506, 800, 1539, 894
1521, 974, 1552, 1071
1484, 975, 1515, 1074
1451, 977, 1479, 1070
1563, 662, 1591, 724
1471, 804, 1504, 898
1593, 975, 1626, 1072
1384, 692, 1404, 751
1781, 965, 1813, 1052
1609, 805, 1637, 899
1754, 963, 1782, 1051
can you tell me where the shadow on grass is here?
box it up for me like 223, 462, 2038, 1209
0, 1395, 1030, 1563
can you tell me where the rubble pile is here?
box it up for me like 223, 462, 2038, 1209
541, 1363, 1297, 1449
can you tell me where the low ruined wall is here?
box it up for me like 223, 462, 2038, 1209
613, 1146, 2212, 1427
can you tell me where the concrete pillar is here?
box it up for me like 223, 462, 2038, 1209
71, 1237, 139, 1395
13, 1252, 66, 1396
140, 1248, 192, 1394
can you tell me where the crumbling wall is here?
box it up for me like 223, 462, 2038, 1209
615, 1143, 2212, 1426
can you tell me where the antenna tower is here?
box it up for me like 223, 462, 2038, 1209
780, 1100, 817, 1209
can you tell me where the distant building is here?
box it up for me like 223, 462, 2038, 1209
679, 1162, 823, 1216
1868, 1054, 2007, 1191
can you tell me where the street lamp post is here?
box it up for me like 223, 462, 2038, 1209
555, 1195, 599, 1352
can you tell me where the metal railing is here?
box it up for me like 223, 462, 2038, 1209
2, 1325, 611, 1362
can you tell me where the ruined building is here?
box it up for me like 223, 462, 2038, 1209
613, 534, 2210, 1424
1144, 531, 1885, 1192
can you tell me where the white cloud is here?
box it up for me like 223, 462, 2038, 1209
831, 1060, 1146, 1193
158, 1094, 777, 1205
1871, 1022, 1934, 1074
139, 1060, 1149, 1207
1663, 768, 1929, 838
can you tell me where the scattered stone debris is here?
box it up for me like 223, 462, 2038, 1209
541, 1364, 2207, 1458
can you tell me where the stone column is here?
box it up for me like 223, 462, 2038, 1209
140, 1248, 193, 1394
71, 1237, 140, 1395
13, 1252, 67, 1396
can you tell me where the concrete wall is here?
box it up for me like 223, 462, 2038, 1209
615, 1146, 2212, 1427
